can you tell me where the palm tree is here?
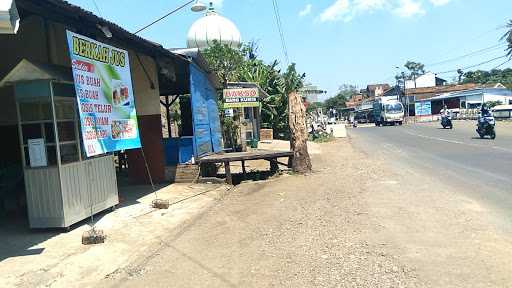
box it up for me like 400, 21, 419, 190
502, 20, 512, 57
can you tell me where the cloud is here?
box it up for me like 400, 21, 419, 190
429, 0, 451, 6
353, 0, 389, 11
393, 0, 425, 18
319, 0, 390, 22
299, 4, 312, 17
318, 0, 433, 22
319, 0, 350, 22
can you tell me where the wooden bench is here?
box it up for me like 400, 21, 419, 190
197, 150, 294, 185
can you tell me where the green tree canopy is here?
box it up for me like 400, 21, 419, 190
462, 68, 512, 88
306, 102, 324, 113
324, 84, 357, 109
202, 41, 245, 86
396, 61, 426, 81
202, 41, 306, 140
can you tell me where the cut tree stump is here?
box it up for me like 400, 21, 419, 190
288, 91, 312, 174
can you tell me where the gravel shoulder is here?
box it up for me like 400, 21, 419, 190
100, 137, 512, 287
102, 140, 423, 288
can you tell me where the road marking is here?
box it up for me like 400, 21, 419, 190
404, 130, 512, 153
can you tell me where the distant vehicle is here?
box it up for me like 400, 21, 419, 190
354, 112, 369, 124
373, 98, 404, 126
327, 117, 336, 124
441, 114, 453, 129
476, 110, 496, 139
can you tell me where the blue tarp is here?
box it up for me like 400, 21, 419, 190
189, 64, 223, 158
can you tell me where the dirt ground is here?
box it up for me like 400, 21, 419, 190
98, 139, 422, 287
4, 137, 512, 287
97, 137, 512, 288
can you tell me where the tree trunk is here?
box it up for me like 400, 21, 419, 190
288, 91, 312, 174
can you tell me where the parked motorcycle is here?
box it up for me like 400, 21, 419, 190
476, 113, 496, 139
441, 114, 453, 129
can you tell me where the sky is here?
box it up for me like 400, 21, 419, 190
67, 0, 512, 100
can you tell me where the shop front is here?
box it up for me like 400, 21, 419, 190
0, 0, 220, 228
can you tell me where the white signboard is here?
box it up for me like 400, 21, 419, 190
28, 138, 47, 167
66, 31, 141, 157
223, 88, 259, 108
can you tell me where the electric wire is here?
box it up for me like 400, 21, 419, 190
426, 43, 506, 67
90, 0, 102, 17
271, 0, 290, 65
134, 0, 195, 34
436, 55, 507, 75
491, 58, 511, 70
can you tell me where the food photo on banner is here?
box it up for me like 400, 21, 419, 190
66, 30, 141, 157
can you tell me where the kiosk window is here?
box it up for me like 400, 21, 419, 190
22, 124, 42, 145
58, 121, 76, 142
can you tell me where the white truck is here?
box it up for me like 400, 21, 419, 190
372, 98, 405, 126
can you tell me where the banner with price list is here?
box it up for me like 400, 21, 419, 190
66, 31, 141, 157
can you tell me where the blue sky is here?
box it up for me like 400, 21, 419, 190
68, 0, 512, 100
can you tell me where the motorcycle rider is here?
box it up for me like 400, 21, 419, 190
480, 103, 491, 117
441, 104, 448, 116
477, 103, 496, 139
440, 104, 452, 128
478, 104, 490, 128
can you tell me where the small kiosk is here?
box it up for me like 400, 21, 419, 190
0, 60, 118, 229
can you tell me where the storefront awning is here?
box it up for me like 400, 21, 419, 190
0, 59, 72, 86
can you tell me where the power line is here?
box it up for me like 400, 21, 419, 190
271, 0, 289, 65
90, 0, 102, 17
436, 55, 507, 75
428, 25, 506, 60
491, 58, 511, 70
426, 43, 506, 67
134, 0, 195, 35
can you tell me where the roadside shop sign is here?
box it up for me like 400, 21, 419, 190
223, 88, 260, 108
66, 31, 141, 156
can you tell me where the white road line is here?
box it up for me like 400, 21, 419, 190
404, 130, 512, 153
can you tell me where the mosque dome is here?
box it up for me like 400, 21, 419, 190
186, 4, 241, 49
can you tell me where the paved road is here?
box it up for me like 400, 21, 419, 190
350, 120, 512, 224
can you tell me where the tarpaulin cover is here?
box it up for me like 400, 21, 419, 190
190, 64, 223, 157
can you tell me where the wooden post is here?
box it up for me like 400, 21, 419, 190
270, 158, 279, 173
288, 92, 312, 174
224, 161, 232, 185
165, 95, 171, 137
241, 160, 247, 180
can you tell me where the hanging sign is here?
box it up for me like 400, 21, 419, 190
66, 31, 141, 157
223, 88, 259, 108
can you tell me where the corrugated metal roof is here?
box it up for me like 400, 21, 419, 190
16, 0, 179, 59
417, 86, 512, 102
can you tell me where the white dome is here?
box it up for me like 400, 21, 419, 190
187, 8, 241, 49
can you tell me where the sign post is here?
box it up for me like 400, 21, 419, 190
66, 31, 141, 157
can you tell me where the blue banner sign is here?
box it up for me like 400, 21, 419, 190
415, 101, 432, 116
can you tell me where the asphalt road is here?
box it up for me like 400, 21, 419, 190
350, 120, 512, 225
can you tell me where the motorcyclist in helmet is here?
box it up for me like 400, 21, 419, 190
480, 103, 491, 117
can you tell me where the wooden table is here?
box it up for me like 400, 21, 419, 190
197, 150, 294, 185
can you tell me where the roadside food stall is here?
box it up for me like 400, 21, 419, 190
0, 31, 142, 229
